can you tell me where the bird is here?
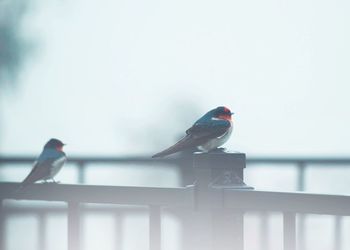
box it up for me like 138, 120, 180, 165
152, 106, 234, 158
19, 138, 67, 189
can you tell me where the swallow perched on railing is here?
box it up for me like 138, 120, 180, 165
152, 106, 234, 158
19, 138, 67, 189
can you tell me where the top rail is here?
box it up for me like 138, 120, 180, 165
1, 183, 350, 216
0, 182, 192, 206
223, 189, 350, 215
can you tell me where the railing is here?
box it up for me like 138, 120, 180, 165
1, 154, 350, 250
1, 183, 350, 250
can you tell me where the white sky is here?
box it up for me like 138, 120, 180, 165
1, 0, 350, 156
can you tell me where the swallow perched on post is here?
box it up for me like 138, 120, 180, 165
19, 138, 67, 189
152, 106, 234, 158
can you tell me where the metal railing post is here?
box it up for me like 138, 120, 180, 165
182, 157, 212, 250
212, 208, 244, 250
183, 152, 250, 250
68, 202, 81, 250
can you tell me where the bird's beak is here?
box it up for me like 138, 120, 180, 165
231, 112, 234, 115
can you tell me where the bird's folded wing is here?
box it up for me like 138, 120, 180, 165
152, 120, 230, 158
186, 119, 231, 139
21, 159, 54, 185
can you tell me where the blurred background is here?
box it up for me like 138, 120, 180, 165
1, 0, 350, 249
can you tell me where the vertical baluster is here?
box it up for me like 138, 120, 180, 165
114, 212, 123, 250
76, 162, 85, 249
334, 216, 342, 250
77, 162, 85, 184
0, 200, 5, 250
68, 202, 81, 250
38, 212, 47, 250
149, 205, 161, 250
260, 212, 269, 250
297, 214, 305, 250
296, 162, 306, 192
283, 212, 296, 250
296, 162, 306, 250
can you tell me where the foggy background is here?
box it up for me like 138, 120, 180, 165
1, 0, 350, 249
1, 0, 350, 156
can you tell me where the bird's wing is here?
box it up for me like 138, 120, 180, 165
186, 119, 231, 139
152, 119, 230, 158
21, 160, 53, 186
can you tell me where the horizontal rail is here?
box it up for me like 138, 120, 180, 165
1, 205, 148, 214
246, 157, 350, 165
2, 183, 350, 216
223, 189, 350, 215
0, 183, 193, 206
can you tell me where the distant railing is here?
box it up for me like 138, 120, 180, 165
2, 155, 350, 188
1, 154, 350, 250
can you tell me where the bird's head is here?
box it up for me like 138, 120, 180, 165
44, 138, 66, 152
211, 106, 234, 121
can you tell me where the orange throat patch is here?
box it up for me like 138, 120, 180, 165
217, 114, 232, 121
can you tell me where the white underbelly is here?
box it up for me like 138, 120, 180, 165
198, 125, 233, 152
48, 156, 66, 179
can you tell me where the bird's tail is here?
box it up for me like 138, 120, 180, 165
152, 135, 199, 158
14, 176, 34, 193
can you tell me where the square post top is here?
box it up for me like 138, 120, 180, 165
193, 152, 246, 170
192, 152, 252, 190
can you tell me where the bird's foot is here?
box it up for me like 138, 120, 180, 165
41, 179, 60, 184
51, 179, 60, 184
